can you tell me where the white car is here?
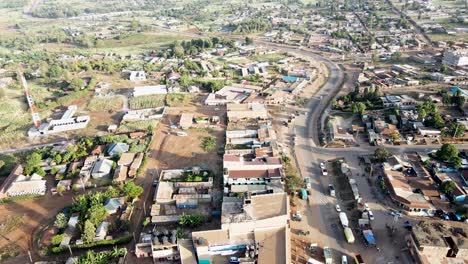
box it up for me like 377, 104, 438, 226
320, 162, 326, 169
342, 255, 348, 264
335, 205, 341, 212
364, 203, 370, 211
368, 210, 374, 221
390, 210, 403, 217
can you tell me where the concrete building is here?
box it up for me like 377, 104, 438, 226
192, 193, 290, 264
129, 71, 147, 82
406, 220, 468, 264
0, 165, 46, 198
226, 103, 268, 121
443, 49, 468, 67
91, 158, 113, 179
205, 86, 258, 106
132, 85, 167, 97
28, 105, 90, 137
383, 169, 436, 216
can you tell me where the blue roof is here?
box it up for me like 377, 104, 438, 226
450, 87, 468, 96
282, 76, 298, 82
363, 230, 376, 245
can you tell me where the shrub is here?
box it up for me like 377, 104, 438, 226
51, 234, 64, 246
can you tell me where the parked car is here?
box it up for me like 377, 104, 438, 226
342, 255, 348, 264
368, 210, 374, 221
390, 210, 402, 217
328, 184, 336, 197
364, 203, 370, 211
335, 204, 341, 212
292, 212, 302, 221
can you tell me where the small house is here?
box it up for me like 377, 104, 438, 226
104, 197, 125, 215
95, 221, 109, 241
107, 142, 129, 157
91, 158, 113, 179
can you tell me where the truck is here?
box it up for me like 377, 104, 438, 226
339, 212, 349, 228
344, 227, 355, 243
354, 254, 365, 264
300, 189, 308, 200
362, 229, 376, 246
323, 247, 332, 264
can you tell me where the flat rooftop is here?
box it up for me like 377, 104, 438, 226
412, 220, 468, 249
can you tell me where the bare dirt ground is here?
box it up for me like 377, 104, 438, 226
124, 97, 225, 263
149, 103, 226, 175
0, 184, 74, 263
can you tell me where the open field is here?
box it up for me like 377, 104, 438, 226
87, 96, 123, 111
129, 95, 166, 109
0, 85, 31, 146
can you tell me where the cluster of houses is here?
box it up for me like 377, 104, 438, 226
382, 152, 467, 218
330, 87, 468, 146
133, 98, 292, 263
0, 135, 147, 199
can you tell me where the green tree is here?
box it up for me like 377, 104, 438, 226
245, 36, 253, 45
179, 214, 204, 228
442, 123, 466, 138
442, 93, 451, 106
375, 147, 390, 162
432, 113, 445, 129
51, 234, 64, 246
201, 137, 217, 151
172, 41, 185, 58
122, 181, 144, 200
54, 212, 68, 229
0, 160, 4, 170
87, 204, 108, 226
82, 220, 96, 244
417, 107, 427, 120
24, 152, 42, 175
437, 143, 459, 162
441, 180, 456, 194
48, 64, 64, 79
179, 73, 192, 88
352, 102, 366, 115
69, 77, 85, 91
53, 154, 62, 164
389, 131, 401, 142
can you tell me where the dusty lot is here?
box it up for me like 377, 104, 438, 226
148, 105, 226, 175
0, 188, 74, 263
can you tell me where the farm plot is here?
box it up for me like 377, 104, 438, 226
87, 96, 124, 111
129, 95, 166, 109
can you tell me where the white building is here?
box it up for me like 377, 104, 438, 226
443, 49, 468, 67
132, 85, 168, 97
129, 71, 147, 82
0, 165, 46, 198
28, 105, 90, 137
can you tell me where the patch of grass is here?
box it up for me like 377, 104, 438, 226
201, 137, 217, 151
166, 93, 190, 107
0, 215, 25, 236
118, 120, 158, 133
252, 53, 286, 63
0, 194, 42, 204
0, 154, 17, 177
0, 245, 19, 262
129, 95, 165, 109
87, 96, 123, 111
95, 33, 188, 49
